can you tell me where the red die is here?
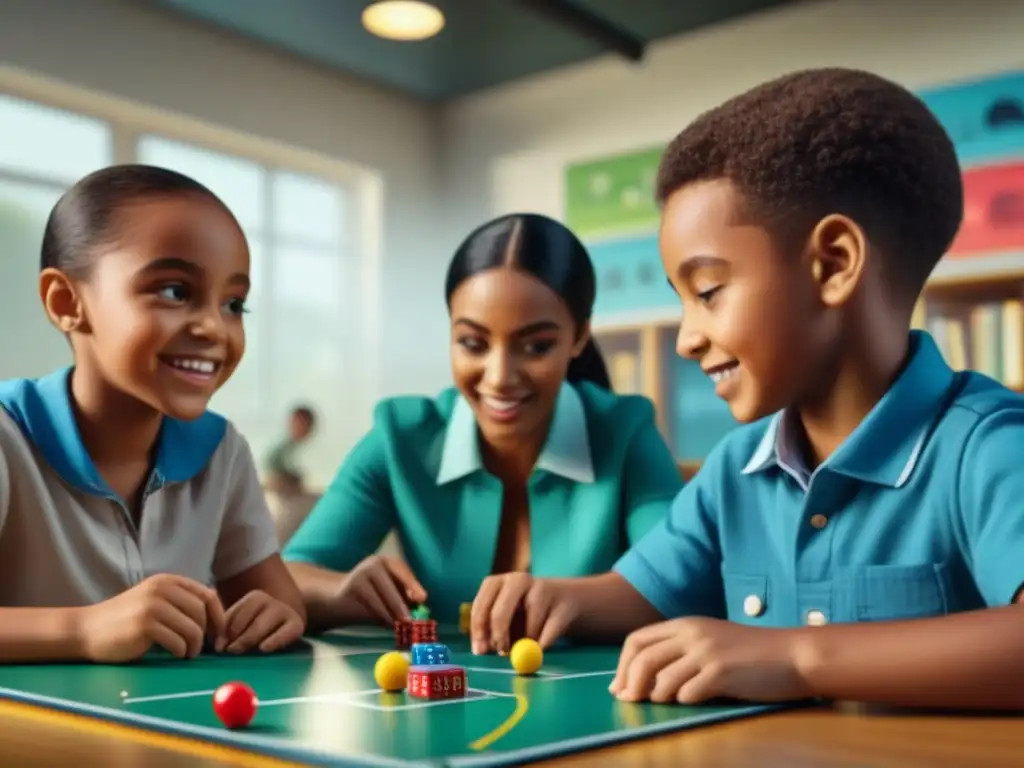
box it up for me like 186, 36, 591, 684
407, 664, 466, 700
395, 619, 437, 650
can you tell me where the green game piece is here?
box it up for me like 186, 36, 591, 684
411, 605, 430, 620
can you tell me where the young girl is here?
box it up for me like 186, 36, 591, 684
0, 164, 306, 663
283, 213, 683, 651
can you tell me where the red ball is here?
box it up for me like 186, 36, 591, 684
212, 681, 257, 729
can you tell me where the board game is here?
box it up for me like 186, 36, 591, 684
0, 626, 784, 767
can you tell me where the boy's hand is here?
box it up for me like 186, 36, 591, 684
471, 573, 579, 655
609, 617, 810, 704
333, 555, 428, 627
222, 590, 305, 653
77, 574, 226, 663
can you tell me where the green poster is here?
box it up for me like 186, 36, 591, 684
564, 147, 663, 239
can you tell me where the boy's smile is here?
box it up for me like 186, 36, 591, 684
659, 179, 830, 424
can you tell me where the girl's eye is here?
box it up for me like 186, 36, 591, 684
697, 285, 723, 305
225, 297, 249, 316
458, 337, 486, 353
156, 284, 189, 302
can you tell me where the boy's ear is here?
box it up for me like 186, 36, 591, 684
40, 268, 90, 334
807, 214, 867, 308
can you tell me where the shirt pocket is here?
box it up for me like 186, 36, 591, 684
722, 572, 770, 624
852, 563, 950, 621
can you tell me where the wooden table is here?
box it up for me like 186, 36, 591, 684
1, 699, 1019, 767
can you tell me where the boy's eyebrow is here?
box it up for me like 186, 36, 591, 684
140, 257, 250, 288
678, 254, 727, 280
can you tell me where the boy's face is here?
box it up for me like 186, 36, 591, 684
62, 194, 249, 421
659, 179, 836, 423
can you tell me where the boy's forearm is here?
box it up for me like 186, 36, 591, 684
0, 607, 84, 663
285, 562, 349, 631
793, 604, 1024, 710
560, 572, 663, 642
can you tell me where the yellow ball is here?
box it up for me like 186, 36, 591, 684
509, 638, 543, 676
374, 651, 410, 692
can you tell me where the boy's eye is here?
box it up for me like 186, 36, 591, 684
156, 284, 189, 302
697, 285, 723, 304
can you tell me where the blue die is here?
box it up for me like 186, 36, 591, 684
410, 643, 451, 666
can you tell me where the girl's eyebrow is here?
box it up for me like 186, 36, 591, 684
139, 257, 249, 289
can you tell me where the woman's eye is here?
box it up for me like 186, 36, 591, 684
524, 340, 555, 356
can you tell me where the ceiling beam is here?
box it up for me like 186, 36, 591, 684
514, 0, 646, 62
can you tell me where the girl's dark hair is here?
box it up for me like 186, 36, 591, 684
444, 212, 611, 390
41, 164, 226, 278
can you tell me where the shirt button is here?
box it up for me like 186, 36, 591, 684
806, 609, 828, 626
743, 594, 765, 617
810, 514, 828, 529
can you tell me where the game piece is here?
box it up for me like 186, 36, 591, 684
374, 651, 410, 692
509, 638, 543, 675
394, 617, 438, 650
411, 604, 431, 620
410, 642, 451, 666
407, 664, 466, 700
459, 602, 471, 634
212, 682, 257, 729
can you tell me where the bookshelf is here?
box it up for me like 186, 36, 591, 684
592, 264, 1024, 480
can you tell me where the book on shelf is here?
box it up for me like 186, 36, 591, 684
919, 298, 1024, 390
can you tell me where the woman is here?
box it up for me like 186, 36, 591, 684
282, 213, 682, 637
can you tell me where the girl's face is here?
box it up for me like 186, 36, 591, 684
448, 266, 588, 445
61, 194, 250, 421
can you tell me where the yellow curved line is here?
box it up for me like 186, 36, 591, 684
0, 699, 297, 767
468, 693, 529, 752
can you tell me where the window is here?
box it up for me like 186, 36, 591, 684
0, 94, 114, 380
137, 136, 353, 483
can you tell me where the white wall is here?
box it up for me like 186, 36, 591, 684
440, 0, 1024, 243
0, 0, 456, 413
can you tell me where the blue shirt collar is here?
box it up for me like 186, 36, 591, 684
742, 331, 956, 489
0, 367, 227, 498
436, 382, 595, 485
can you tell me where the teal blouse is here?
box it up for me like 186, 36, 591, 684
282, 381, 683, 622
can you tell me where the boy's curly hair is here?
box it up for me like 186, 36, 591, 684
656, 68, 963, 296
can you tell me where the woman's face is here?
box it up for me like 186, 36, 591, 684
448, 266, 588, 445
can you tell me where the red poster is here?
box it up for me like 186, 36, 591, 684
948, 160, 1024, 256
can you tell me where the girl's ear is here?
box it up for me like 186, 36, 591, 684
40, 268, 90, 334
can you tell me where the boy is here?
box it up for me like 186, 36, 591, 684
264, 405, 316, 495
469, 68, 1024, 710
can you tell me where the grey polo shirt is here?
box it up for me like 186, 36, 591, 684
0, 368, 279, 607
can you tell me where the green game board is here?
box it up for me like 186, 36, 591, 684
0, 627, 784, 767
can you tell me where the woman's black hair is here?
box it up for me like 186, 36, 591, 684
444, 212, 611, 390
41, 164, 227, 278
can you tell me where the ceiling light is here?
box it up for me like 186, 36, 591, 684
362, 1, 445, 42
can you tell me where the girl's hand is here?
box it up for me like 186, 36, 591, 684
78, 574, 226, 662
222, 590, 304, 653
